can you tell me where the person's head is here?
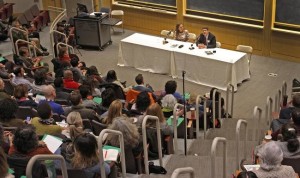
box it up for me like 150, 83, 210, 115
12, 20, 21, 28
146, 103, 166, 125
161, 94, 177, 110
0, 78, 5, 90
13, 125, 38, 154
37, 102, 52, 120
70, 55, 79, 67
13, 84, 28, 99
237, 171, 257, 178
64, 70, 73, 80
43, 85, 56, 99
78, 85, 91, 99
135, 74, 144, 85
87, 66, 100, 76
72, 133, 99, 169
106, 70, 117, 83
82, 77, 96, 90
70, 91, 82, 106
165, 80, 177, 94
58, 47, 68, 58
292, 108, 300, 126
5, 61, 15, 74
106, 100, 123, 125
107, 117, 140, 146
54, 77, 64, 88
292, 94, 300, 108
66, 112, 83, 140
78, 61, 86, 69
202, 27, 209, 36
18, 47, 30, 57
257, 141, 283, 171
0, 98, 18, 121
136, 91, 151, 113
281, 123, 300, 152
101, 88, 116, 108
13, 66, 25, 77
34, 70, 46, 86
175, 23, 184, 33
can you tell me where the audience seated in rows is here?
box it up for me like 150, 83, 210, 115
106, 117, 143, 173
132, 73, 153, 93
8, 125, 52, 157
39, 85, 64, 115
17, 46, 49, 71
271, 93, 300, 132
145, 103, 173, 135
53, 77, 70, 100
79, 84, 98, 110
64, 91, 100, 121
101, 99, 123, 125
253, 141, 296, 177
13, 84, 37, 108
0, 78, 10, 99
272, 108, 300, 140
71, 133, 110, 177
106, 70, 130, 93
0, 98, 25, 127
12, 66, 33, 89
31, 102, 62, 135
63, 69, 80, 89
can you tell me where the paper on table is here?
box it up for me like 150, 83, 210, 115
244, 164, 260, 171
103, 149, 119, 162
42, 134, 63, 153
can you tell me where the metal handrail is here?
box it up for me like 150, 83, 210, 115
53, 30, 67, 43
282, 81, 287, 97
265, 96, 273, 127
171, 167, 195, 178
196, 95, 207, 138
15, 39, 37, 57
98, 129, 126, 178
10, 27, 29, 54
253, 106, 263, 144
274, 89, 282, 112
212, 88, 221, 129
56, 42, 74, 55
235, 119, 248, 170
226, 83, 234, 119
211, 137, 227, 178
49, 8, 67, 56
173, 103, 184, 154
142, 115, 163, 174
26, 155, 68, 178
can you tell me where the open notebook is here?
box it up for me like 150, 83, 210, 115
42, 134, 63, 153
167, 116, 184, 127
244, 164, 260, 171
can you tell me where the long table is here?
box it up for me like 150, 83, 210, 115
118, 33, 250, 91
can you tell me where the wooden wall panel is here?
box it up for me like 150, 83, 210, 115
270, 31, 300, 62
113, 6, 177, 36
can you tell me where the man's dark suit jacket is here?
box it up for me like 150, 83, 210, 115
196, 32, 217, 49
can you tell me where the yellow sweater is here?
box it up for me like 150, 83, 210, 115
31, 117, 62, 136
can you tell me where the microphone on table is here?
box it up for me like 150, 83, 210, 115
189, 43, 195, 50
163, 30, 173, 45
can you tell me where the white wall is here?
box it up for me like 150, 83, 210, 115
4, 0, 41, 13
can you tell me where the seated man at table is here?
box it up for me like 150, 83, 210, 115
196, 27, 216, 49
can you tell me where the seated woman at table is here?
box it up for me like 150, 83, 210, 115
174, 23, 189, 42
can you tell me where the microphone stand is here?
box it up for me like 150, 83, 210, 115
182, 70, 187, 156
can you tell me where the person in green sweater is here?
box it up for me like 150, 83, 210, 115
31, 102, 63, 136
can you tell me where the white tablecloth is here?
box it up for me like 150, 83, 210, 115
118, 33, 250, 91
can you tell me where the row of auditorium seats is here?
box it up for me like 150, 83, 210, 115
17, 4, 49, 31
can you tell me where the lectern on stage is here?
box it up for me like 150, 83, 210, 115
73, 14, 119, 51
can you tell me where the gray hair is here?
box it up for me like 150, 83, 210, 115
161, 94, 177, 110
258, 141, 283, 171
107, 116, 139, 147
